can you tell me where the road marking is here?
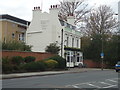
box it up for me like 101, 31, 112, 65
100, 82, 113, 85
72, 85, 79, 88
103, 85, 117, 88
87, 83, 101, 88
106, 79, 117, 83
65, 78, 118, 88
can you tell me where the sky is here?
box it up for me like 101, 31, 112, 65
0, 0, 119, 21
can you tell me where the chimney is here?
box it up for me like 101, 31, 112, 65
67, 14, 75, 26
49, 5, 60, 18
32, 6, 42, 19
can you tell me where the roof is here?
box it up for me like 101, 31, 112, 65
0, 14, 30, 25
59, 19, 76, 29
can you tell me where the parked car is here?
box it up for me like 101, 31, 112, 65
115, 61, 120, 72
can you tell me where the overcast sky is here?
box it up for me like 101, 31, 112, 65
0, 0, 119, 21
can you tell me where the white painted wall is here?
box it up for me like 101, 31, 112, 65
26, 5, 82, 53
26, 6, 63, 52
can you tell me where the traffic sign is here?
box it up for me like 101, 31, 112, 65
100, 53, 104, 58
100, 53, 104, 56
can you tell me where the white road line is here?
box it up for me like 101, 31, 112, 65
87, 83, 101, 88
72, 85, 79, 88
65, 78, 118, 88
106, 79, 117, 83
100, 82, 113, 86
103, 85, 117, 88
74, 82, 94, 86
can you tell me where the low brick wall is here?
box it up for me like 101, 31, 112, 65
84, 60, 106, 68
2, 50, 55, 61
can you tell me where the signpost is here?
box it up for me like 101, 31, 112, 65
100, 53, 104, 70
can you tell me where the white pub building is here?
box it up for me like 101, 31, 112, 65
26, 5, 83, 67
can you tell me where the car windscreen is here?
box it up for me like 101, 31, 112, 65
117, 61, 120, 65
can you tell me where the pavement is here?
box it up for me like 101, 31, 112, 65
0, 68, 111, 79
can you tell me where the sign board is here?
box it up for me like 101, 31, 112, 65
100, 53, 104, 58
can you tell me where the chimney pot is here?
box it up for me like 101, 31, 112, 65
38, 7, 40, 9
51, 5, 52, 8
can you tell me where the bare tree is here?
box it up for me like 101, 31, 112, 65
84, 5, 118, 36
58, 0, 90, 24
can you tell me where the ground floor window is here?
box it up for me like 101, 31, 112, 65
65, 50, 83, 67
66, 51, 70, 62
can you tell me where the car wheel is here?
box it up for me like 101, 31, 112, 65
78, 63, 83, 68
116, 70, 118, 72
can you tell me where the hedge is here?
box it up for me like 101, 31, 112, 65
24, 56, 36, 63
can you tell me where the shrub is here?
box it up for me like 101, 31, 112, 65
49, 55, 66, 69
2, 40, 32, 51
24, 56, 36, 63
45, 60, 58, 69
2, 57, 13, 73
11, 56, 24, 65
45, 43, 60, 54
22, 61, 46, 72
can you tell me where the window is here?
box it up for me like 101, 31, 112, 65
67, 56, 70, 62
12, 33, 15, 38
77, 53, 80, 62
64, 22, 67, 27
66, 37, 69, 46
77, 39, 79, 48
77, 57, 79, 62
18, 33, 24, 41
72, 38, 74, 47
70, 25, 72, 29
67, 52, 70, 62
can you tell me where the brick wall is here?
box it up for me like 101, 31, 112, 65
84, 60, 105, 68
2, 51, 55, 61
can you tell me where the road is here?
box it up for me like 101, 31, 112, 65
2, 70, 120, 89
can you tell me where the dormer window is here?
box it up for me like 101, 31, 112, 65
64, 22, 67, 27
70, 25, 72, 29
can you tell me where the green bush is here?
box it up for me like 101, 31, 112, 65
49, 55, 66, 69
2, 57, 13, 73
45, 43, 60, 54
11, 56, 24, 65
2, 40, 32, 51
22, 61, 46, 72
45, 60, 58, 69
24, 56, 36, 63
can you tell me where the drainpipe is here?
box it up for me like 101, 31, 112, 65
61, 29, 63, 57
